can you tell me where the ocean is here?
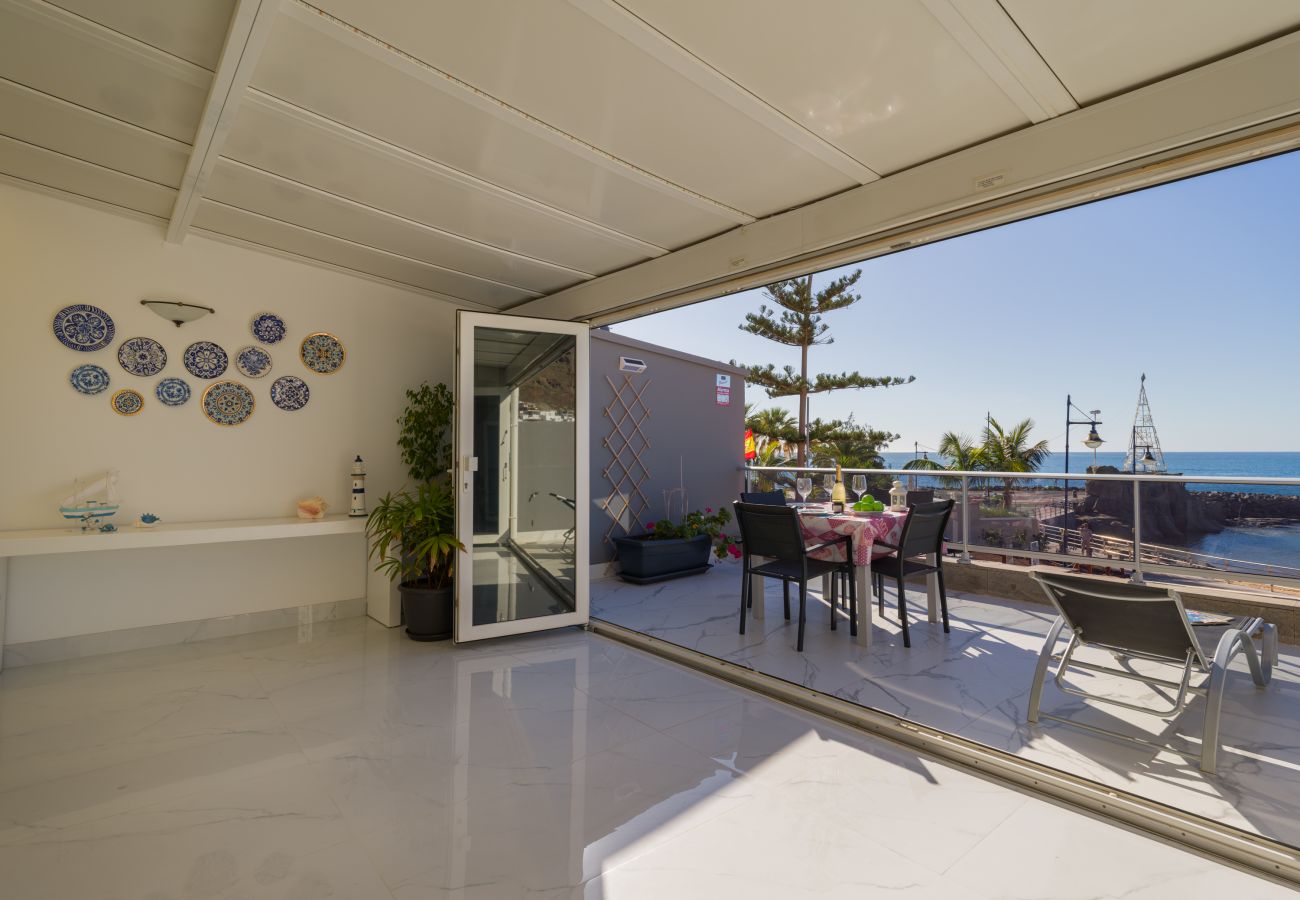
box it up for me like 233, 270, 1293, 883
879, 451, 1300, 495
877, 450, 1300, 568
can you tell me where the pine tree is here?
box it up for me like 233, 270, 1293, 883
735, 272, 913, 466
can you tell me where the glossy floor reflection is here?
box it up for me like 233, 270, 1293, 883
0, 617, 1292, 898
592, 564, 1300, 850
472, 545, 575, 625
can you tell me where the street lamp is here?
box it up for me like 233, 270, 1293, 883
1064, 396, 1103, 530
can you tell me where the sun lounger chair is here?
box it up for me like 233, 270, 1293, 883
1028, 571, 1277, 773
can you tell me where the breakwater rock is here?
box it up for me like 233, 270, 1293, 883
1195, 492, 1300, 523
1074, 466, 1225, 543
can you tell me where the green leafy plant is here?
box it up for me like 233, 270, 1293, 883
642, 508, 741, 560
368, 481, 462, 588
396, 382, 454, 484
981, 528, 1005, 547
367, 381, 463, 588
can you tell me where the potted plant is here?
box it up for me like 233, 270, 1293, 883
367, 382, 464, 641
613, 507, 740, 584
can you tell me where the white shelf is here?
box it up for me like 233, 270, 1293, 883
0, 514, 367, 558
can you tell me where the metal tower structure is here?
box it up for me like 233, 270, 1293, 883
1123, 373, 1167, 473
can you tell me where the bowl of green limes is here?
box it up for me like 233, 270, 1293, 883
851, 497, 887, 515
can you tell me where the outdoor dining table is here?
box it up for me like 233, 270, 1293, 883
748, 505, 944, 647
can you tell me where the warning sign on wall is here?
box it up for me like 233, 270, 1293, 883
716, 373, 731, 406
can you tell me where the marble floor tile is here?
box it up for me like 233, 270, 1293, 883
593, 568, 1300, 849
0, 616, 1292, 898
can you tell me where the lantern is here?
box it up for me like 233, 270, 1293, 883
888, 479, 908, 511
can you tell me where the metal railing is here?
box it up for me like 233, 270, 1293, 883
742, 465, 1300, 593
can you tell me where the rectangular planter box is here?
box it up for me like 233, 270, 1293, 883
613, 534, 712, 584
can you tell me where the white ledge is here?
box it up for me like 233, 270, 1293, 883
0, 515, 366, 558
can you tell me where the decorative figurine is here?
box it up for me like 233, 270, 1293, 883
296, 496, 328, 520
350, 455, 367, 517
98, 523, 117, 533
135, 513, 161, 528
60, 470, 121, 532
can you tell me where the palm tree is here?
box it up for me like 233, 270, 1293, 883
746, 406, 797, 451
749, 442, 794, 493
903, 431, 983, 489
980, 418, 1049, 511
810, 437, 885, 472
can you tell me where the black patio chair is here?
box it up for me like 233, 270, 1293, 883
1029, 571, 1277, 773
904, 489, 934, 504
739, 490, 788, 505
733, 502, 856, 652
871, 499, 955, 648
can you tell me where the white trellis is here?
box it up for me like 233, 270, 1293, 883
601, 374, 651, 545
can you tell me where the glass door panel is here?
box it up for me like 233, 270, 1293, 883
455, 312, 588, 641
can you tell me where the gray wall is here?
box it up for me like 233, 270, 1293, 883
589, 330, 746, 563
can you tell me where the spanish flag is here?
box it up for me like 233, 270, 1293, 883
744, 429, 757, 460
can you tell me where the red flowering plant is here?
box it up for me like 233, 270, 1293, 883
642, 506, 741, 560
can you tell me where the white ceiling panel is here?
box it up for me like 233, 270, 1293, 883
1002, 0, 1300, 103
221, 93, 661, 275
204, 159, 587, 295
309, 0, 861, 216
251, 8, 748, 250
193, 200, 516, 307
0, 78, 190, 186
0, 0, 211, 143
45, 0, 236, 70
615, 0, 1031, 174
204, 161, 549, 306
0, 132, 175, 216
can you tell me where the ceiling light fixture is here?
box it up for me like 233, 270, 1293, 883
140, 299, 215, 327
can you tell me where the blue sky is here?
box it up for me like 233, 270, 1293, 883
613, 151, 1300, 454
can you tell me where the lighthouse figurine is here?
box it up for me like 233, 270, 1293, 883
349, 455, 367, 517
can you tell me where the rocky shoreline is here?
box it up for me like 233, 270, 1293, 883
1070, 468, 1300, 545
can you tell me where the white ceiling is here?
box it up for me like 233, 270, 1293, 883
1, 0, 1298, 311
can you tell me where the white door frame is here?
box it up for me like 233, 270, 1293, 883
454, 310, 589, 642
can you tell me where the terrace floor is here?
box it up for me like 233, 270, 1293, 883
592, 563, 1300, 849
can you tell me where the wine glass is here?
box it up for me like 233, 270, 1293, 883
795, 476, 812, 506
852, 474, 867, 501
822, 474, 834, 500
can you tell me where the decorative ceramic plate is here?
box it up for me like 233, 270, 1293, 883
235, 345, 272, 378
270, 375, 310, 411
117, 336, 167, 376
69, 364, 110, 395
251, 312, 286, 344
155, 377, 191, 407
202, 380, 254, 425
111, 388, 144, 416
300, 332, 345, 374
184, 341, 228, 379
53, 303, 115, 352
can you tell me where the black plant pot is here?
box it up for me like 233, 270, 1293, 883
613, 534, 712, 584
399, 581, 453, 641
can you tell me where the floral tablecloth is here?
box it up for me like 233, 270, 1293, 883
798, 509, 907, 567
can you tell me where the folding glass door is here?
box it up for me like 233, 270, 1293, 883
454, 312, 589, 641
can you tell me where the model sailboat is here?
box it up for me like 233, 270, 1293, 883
60, 470, 121, 530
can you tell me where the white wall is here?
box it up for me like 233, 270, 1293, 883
0, 184, 458, 643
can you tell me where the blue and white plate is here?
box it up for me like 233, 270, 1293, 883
202, 381, 254, 425
251, 312, 286, 345
117, 336, 167, 376
300, 332, 345, 374
184, 341, 228, 379
111, 388, 144, 416
155, 377, 191, 407
54, 304, 115, 352
270, 375, 310, 411
69, 364, 110, 395
235, 345, 272, 378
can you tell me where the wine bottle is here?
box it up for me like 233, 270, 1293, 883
831, 463, 847, 513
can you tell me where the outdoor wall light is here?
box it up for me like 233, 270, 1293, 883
618, 356, 647, 373
140, 298, 215, 327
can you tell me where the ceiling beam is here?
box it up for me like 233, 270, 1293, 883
921, 0, 1077, 122
165, 0, 280, 244
566, 0, 880, 186
509, 32, 1300, 323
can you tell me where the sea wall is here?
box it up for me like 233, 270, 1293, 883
1196, 492, 1300, 523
